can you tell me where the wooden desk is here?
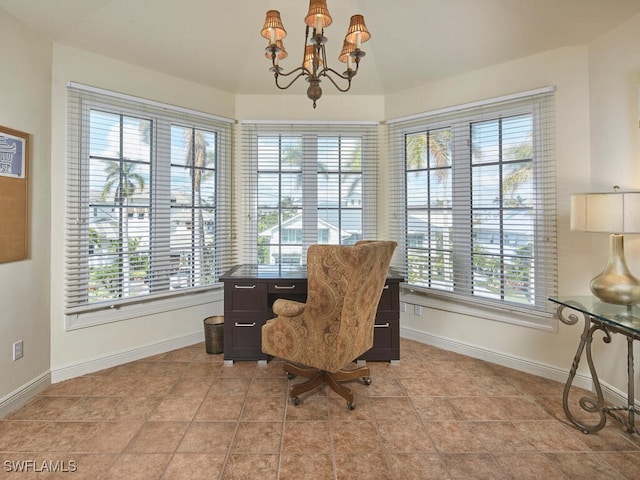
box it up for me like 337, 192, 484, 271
221, 264, 403, 363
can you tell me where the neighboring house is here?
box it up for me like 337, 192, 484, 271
258, 214, 355, 265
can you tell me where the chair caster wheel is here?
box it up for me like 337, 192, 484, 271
362, 376, 372, 385
347, 402, 356, 410
286, 372, 296, 380
292, 396, 301, 406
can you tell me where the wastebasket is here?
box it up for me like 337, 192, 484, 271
203, 315, 224, 354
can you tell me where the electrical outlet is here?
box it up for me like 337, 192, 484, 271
414, 304, 422, 316
13, 340, 23, 361
400, 302, 407, 312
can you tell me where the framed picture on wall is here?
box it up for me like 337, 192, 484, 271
0, 125, 30, 262
0, 125, 28, 178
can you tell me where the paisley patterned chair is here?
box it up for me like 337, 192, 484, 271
261, 240, 397, 409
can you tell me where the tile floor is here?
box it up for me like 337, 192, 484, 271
1, 338, 639, 479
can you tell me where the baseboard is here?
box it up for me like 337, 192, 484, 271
400, 326, 638, 410
0, 371, 51, 418
51, 330, 204, 383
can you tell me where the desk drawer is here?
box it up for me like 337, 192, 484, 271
225, 281, 268, 314
268, 281, 307, 294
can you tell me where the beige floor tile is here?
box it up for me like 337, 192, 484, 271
279, 453, 334, 480
493, 452, 569, 480
334, 453, 393, 480
547, 452, 627, 479
177, 421, 236, 453
195, 396, 244, 422
75, 421, 143, 453
161, 453, 226, 480
221, 453, 279, 480
101, 453, 171, 480
2, 338, 640, 480
231, 421, 282, 453
125, 421, 189, 453
282, 420, 331, 454
377, 421, 436, 453
387, 453, 449, 480
331, 421, 381, 453
441, 452, 510, 479
7, 396, 80, 421
147, 395, 204, 421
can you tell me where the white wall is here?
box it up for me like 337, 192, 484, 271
48, 45, 235, 379
585, 13, 640, 393
0, 8, 52, 414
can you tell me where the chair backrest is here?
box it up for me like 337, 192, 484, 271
304, 240, 397, 371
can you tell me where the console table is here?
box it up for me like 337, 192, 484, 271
221, 264, 403, 363
549, 296, 640, 435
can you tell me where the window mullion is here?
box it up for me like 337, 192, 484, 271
451, 121, 472, 295
151, 118, 171, 293
302, 135, 318, 256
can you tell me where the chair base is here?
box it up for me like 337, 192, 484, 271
283, 362, 372, 409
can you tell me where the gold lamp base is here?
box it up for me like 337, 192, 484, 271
589, 234, 640, 305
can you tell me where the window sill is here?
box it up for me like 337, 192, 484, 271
400, 286, 558, 332
65, 287, 224, 331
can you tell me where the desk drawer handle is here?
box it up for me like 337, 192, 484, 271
234, 322, 256, 327
234, 284, 256, 289
374, 323, 390, 328
274, 284, 296, 289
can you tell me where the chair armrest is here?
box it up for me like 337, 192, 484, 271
272, 298, 306, 317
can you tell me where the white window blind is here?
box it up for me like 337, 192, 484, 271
388, 89, 557, 319
66, 84, 234, 314
240, 122, 378, 265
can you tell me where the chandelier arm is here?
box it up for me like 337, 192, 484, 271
274, 65, 308, 78
274, 70, 308, 90
321, 68, 355, 92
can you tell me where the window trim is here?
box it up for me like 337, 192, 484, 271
389, 88, 557, 330
241, 122, 379, 265
65, 84, 233, 327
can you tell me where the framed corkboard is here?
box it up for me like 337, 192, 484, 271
0, 125, 29, 262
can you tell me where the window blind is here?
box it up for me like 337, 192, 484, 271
388, 88, 557, 318
65, 84, 234, 314
240, 122, 378, 265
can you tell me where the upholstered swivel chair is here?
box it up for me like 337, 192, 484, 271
261, 240, 397, 409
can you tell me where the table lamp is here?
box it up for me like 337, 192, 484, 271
570, 187, 640, 305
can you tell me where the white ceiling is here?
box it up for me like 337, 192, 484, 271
2, 0, 640, 97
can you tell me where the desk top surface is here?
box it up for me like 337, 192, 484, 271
221, 264, 404, 282
549, 296, 640, 335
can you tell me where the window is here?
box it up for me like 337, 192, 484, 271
66, 84, 233, 317
390, 89, 557, 321
241, 123, 378, 265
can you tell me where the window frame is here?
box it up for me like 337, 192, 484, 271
65, 85, 233, 329
390, 89, 557, 329
241, 122, 378, 265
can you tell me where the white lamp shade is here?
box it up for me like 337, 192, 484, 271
571, 191, 640, 233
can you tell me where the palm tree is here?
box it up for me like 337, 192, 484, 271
185, 130, 212, 285
406, 129, 451, 181
101, 160, 145, 204
101, 159, 145, 297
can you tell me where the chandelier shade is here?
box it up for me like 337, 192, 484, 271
339, 40, 356, 63
262, 0, 370, 108
265, 40, 288, 62
345, 15, 371, 47
261, 10, 287, 43
303, 45, 322, 72
304, 0, 333, 29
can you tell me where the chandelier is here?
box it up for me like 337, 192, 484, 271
261, 0, 371, 108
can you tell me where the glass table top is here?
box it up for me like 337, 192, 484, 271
549, 296, 640, 335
